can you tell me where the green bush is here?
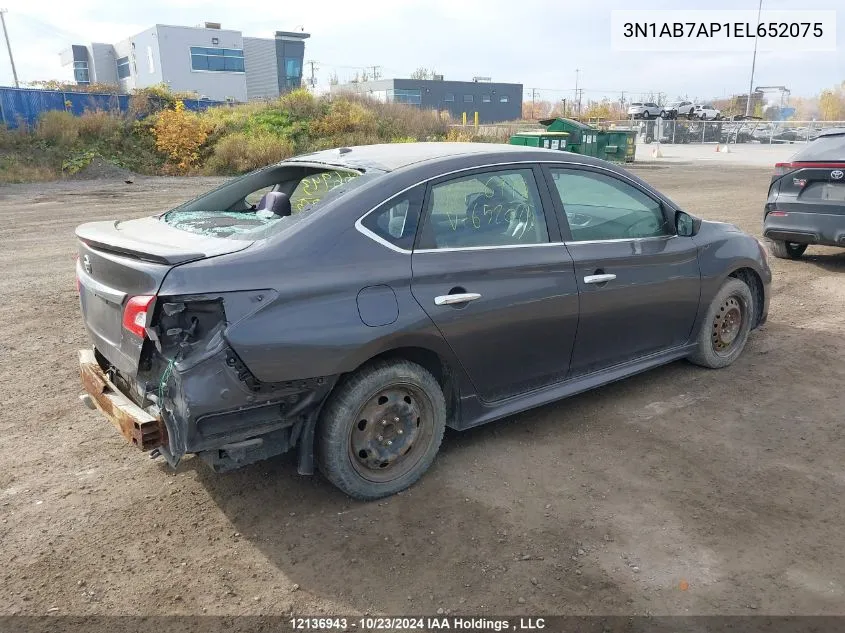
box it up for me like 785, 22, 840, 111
36, 110, 80, 146
4, 87, 480, 182
206, 131, 295, 174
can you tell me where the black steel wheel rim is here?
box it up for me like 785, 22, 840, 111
711, 295, 747, 355
348, 383, 434, 483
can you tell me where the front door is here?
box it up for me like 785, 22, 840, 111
543, 165, 701, 377
411, 165, 580, 402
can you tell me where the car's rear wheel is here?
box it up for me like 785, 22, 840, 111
317, 360, 446, 500
770, 240, 807, 259
689, 277, 754, 369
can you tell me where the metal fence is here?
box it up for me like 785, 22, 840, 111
466, 119, 845, 146
0, 87, 227, 128
604, 119, 845, 146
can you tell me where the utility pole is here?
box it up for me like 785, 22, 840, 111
306, 60, 319, 89
574, 68, 580, 116
0, 9, 19, 88
746, 0, 763, 116
368, 65, 381, 81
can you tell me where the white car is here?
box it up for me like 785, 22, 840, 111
692, 104, 721, 120
666, 101, 695, 119
627, 102, 665, 119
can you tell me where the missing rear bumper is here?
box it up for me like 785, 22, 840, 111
78, 348, 168, 451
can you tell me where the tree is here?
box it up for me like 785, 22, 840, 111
410, 67, 436, 80
818, 86, 845, 121
582, 99, 624, 121
328, 72, 340, 87
522, 99, 552, 121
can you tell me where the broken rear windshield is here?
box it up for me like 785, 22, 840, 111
161, 164, 372, 240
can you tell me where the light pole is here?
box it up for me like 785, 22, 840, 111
0, 9, 19, 89
745, 0, 763, 117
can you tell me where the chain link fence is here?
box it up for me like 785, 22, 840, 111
466, 119, 845, 146
605, 119, 845, 146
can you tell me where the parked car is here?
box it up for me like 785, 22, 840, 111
763, 128, 845, 259
628, 102, 665, 119
666, 101, 695, 119
692, 104, 721, 120
76, 143, 771, 500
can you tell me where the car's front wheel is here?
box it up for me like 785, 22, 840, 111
689, 277, 755, 369
317, 360, 446, 500
770, 240, 807, 259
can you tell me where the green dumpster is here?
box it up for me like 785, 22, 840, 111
540, 118, 599, 157
510, 118, 602, 158
598, 129, 637, 163
508, 131, 570, 151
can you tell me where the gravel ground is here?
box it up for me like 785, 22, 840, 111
0, 164, 843, 619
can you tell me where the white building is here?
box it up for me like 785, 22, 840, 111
59, 23, 310, 102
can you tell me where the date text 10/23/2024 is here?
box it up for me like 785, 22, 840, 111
289, 616, 547, 631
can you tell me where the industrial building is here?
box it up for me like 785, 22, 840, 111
60, 23, 309, 102
332, 77, 523, 123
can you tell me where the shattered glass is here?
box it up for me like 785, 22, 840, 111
163, 210, 280, 239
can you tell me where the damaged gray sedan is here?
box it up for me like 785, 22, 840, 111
76, 143, 771, 500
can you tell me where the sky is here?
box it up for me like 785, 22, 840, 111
0, 0, 842, 103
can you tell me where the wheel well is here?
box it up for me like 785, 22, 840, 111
729, 267, 764, 327
364, 347, 460, 426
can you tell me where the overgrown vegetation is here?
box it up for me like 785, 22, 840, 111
0, 87, 483, 183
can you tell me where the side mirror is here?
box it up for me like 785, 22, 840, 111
675, 210, 699, 237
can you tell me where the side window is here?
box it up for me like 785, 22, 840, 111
360, 187, 423, 251
417, 168, 549, 250
549, 168, 670, 242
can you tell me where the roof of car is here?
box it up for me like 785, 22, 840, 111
285, 142, 602, 172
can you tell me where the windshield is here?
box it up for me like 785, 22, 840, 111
161, 163, 373, 240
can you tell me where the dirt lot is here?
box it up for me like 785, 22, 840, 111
1, 164, 844, 619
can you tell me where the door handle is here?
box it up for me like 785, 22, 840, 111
434, 292, 482, 306
584, 273, 617, 284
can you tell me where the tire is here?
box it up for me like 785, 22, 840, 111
316, 359, 446, 500
687, 113, 694, 120
659, 110, 666, 118
770, 240, 807, 259
645, 135, 654, 144
688, 278, 755, 369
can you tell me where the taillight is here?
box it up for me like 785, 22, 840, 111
122, 295, 155, 338
775, 161, 845, 177
773, 162, 796, 177
768, 211, 788, 217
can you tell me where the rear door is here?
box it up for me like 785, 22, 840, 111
542, 165, 701, 377
410, 165, 580, 402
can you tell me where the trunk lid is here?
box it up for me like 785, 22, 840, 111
773, 162, 845, 215
76, 217, 252, 376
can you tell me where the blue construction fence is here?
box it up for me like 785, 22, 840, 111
0, 86, 227, 129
